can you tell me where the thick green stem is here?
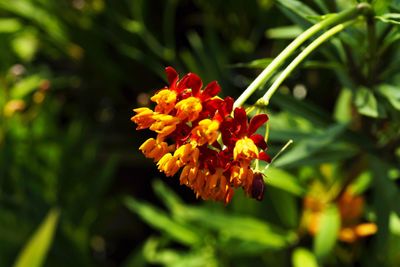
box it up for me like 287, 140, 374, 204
233, 3, 371, 108
261, 20, 356, 104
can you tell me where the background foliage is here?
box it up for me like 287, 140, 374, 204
0, 0, 400, 266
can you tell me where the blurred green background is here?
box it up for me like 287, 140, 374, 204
1, 0, 400, 266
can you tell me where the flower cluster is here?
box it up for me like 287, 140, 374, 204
304, 191, 377, 243
131, 67, 270, 204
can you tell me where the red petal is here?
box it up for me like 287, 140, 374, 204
258, 151, 271, 162
250, 134, 267, 150
165, 67, 179, 87
201, 81, 220, 100
220, 96, 233, 117
234, 107, 248, 136
248, 114, 268, 136
178, 73, 202, 95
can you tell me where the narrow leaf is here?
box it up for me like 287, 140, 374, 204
313, 205, 340, 260
13, 209, 60, 267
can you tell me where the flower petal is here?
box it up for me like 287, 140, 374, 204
201, 81, 220, 100
250, 134, 267, 150
178, 73, 202, 95
258, 151, 271, 162
234, 107, 248, 136
248, 114, 268, 136
165, 67, 179, 87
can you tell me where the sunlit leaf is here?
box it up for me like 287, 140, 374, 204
266, 25, 303, 39
273, 124, 347, 167
124, 197, 200, 246
292, 247, 318, 267
354, 87, 382, 118
334, 88, 352, 123
13, 209, 60, 267
10, 75, 43, 99
313, 205, 340, 260
0, 18, 22, 33
262, 167, 305, 196
377, 84, 400, 110
180, 207, 296, 250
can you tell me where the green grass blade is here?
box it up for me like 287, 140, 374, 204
13, 209, 60, 267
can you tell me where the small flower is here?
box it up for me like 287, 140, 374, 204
233, 137, 259, 161
151, 89, 177, 114
191, 119, 220, 146
139, 138, 169, 161
157, 153, 180, 177
175, 96, 202, 121
173, 143, 199, 166
150, 114, 180, 138
131, 107, 155, 130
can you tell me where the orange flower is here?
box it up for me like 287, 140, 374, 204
151, 89, 177, 114
175, 96, 202, 121
157, 153, 180, 177
304, 191, 377, 243
150, 114, 180, 138
191, 119, 220, 145
131, 108, 155, 130
131, 67, 270, 203
139, 138, 169, 161
233, 137, 259, 161
173, 143, 199, 166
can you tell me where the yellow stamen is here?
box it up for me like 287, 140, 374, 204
175, 96, 202, 121
131, 107, 155, 130
174, 143, 199, 166
139, 138, 169, 161
233, 137, 259, 161
191, 119, 220, 145
150, 114, 180, 138
151, 89, 177, 114
157, 153, 180, 177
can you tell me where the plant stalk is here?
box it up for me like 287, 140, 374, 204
261, 20, 357, 104
233, 3, 371, 108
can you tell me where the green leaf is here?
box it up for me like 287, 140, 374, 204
0, 18, 22, 33
377, 84, 400, 110
262, 167, 305, 196
273, 124, 347, 168
267, 187, 299, 228
180, 207, 296, 250
349, 171, 372, 195
375, 13, 400, 25
230, 58, 273, 69
13, 209, 60, 267
354, 87, 381, 118
276, 0, 319, 23
334, 88, 352, 123
11, 29, 39, 61
292, 247, 319, 267
152, 180, 183, 212
10, 75, 43, 99
313, 205, 340, 260
265, 25, 303, 39
124, 197, 200, 246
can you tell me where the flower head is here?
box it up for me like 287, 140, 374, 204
131, 67, 270, 204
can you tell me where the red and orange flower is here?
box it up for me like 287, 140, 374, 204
131, 67, 270, 204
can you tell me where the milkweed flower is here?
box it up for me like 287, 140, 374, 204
131, 67, 270, 204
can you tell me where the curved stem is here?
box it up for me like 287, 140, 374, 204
261, 20, 357, 104
233, 3, 371, 108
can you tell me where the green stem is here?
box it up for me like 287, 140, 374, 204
261, 20, 356, 104
233, 3, 371, 108
366, 10, 376, 85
